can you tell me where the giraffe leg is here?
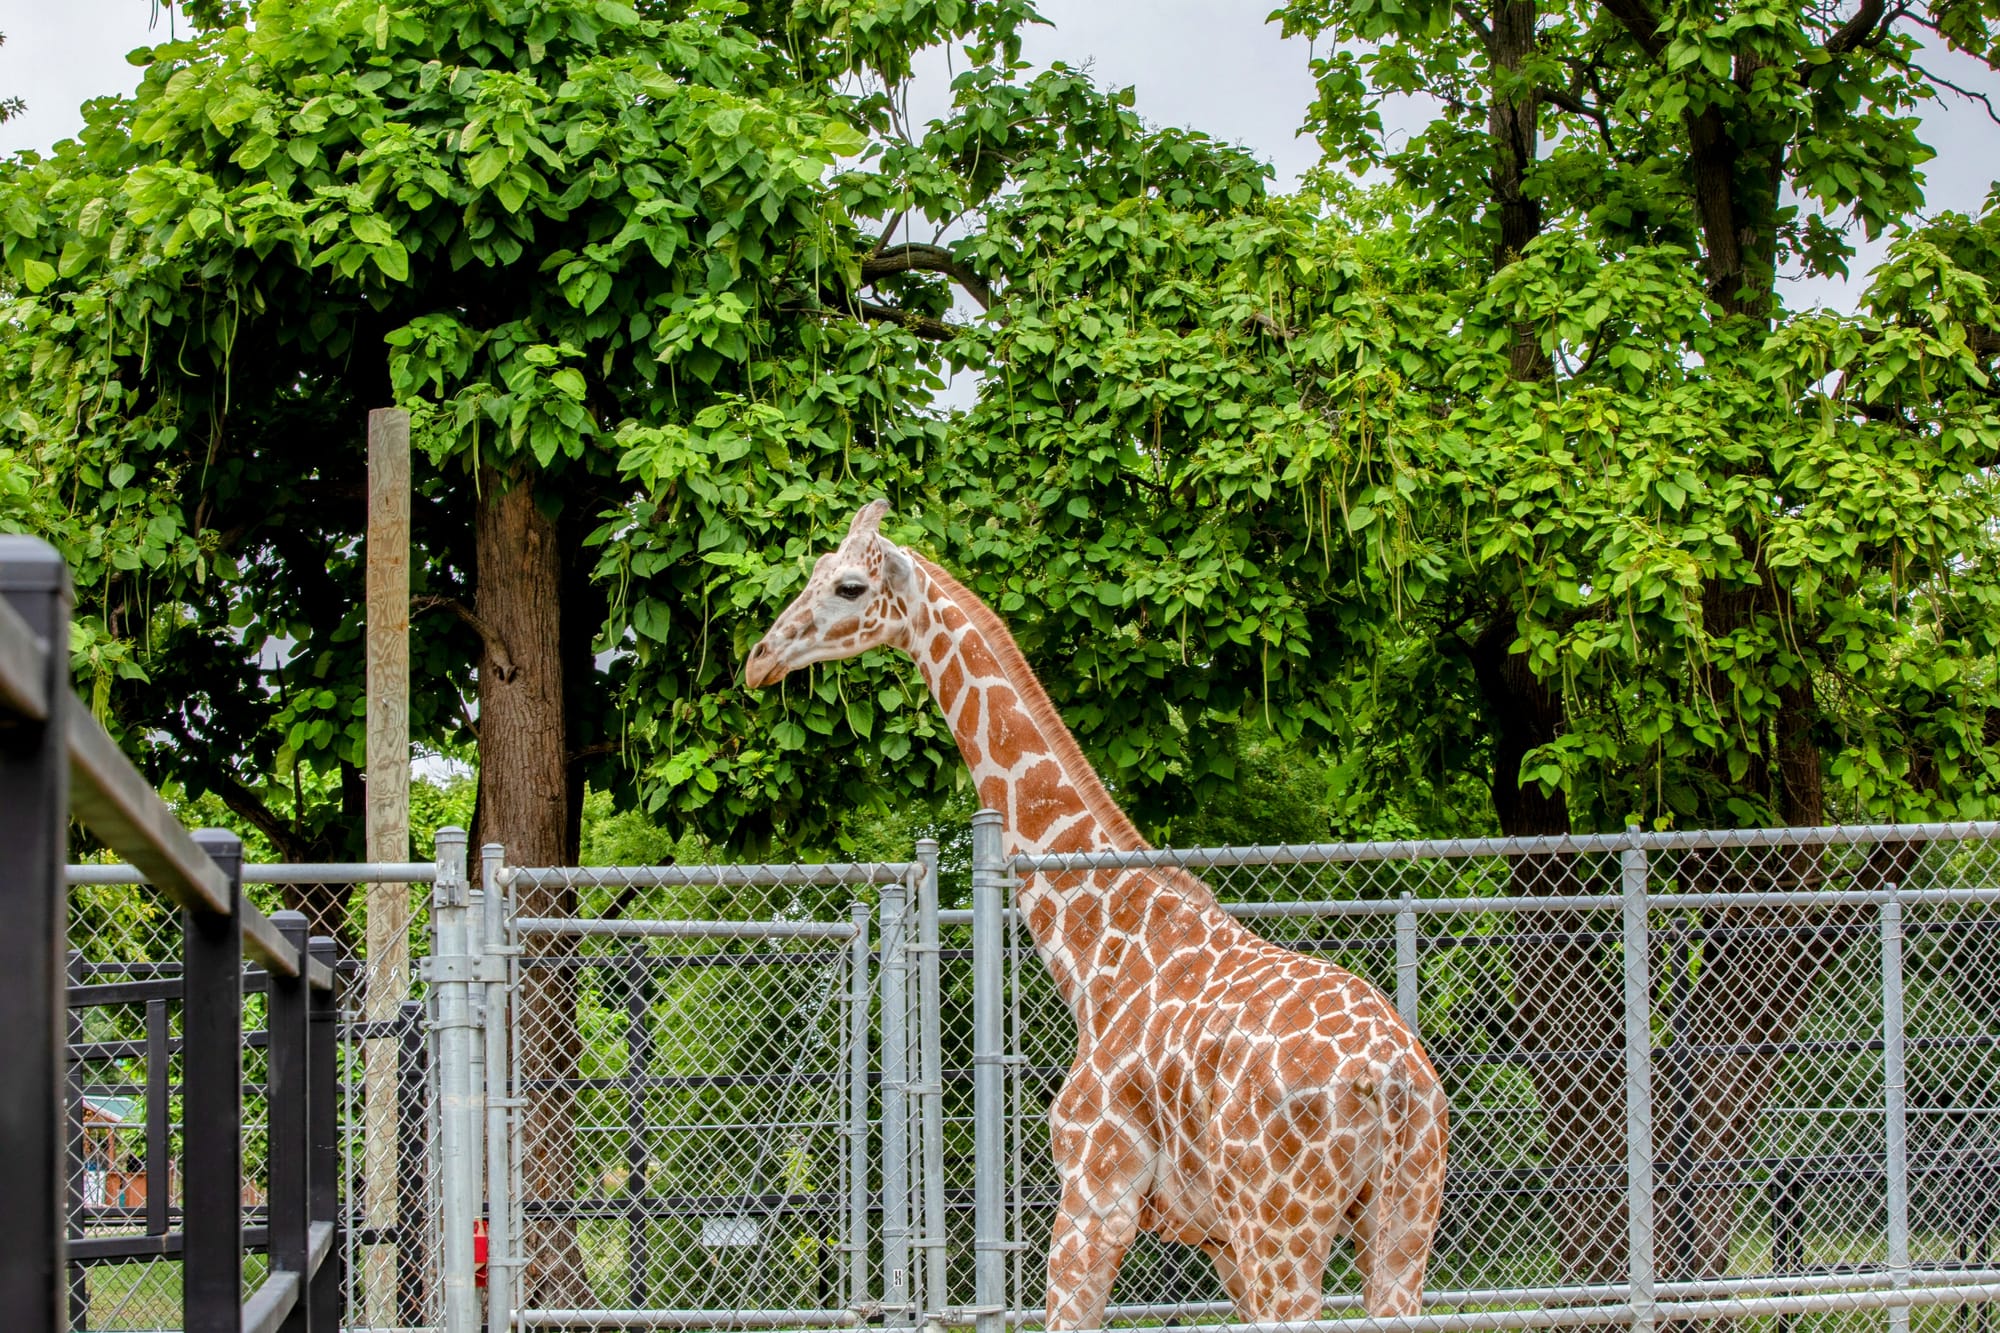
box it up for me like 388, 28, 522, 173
1360, 1087, 1448, 1317
1220, 1221, 1334, 1322
1215, 1172, 1337, 1323
1043, 1122, 1154, 1329
1200, 1241, 1250, 1311
1358, 1185, 1438, 1318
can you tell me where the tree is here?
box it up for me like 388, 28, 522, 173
913, 0, 2000, 1281
0, 0, 1286, 1303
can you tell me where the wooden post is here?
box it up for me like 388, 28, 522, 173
364, 407, 412, 1327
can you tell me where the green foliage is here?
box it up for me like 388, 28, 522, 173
3, 0, 1995, 867
0, 0, 1053, 859
934, 148, 2000, 829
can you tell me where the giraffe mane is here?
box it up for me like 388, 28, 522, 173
911, 553, 1152, 854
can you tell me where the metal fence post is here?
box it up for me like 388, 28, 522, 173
184, 830, 244, 1333
848, 901, 872, 1315
880, 875, 914, 1326
0, 537, 71, 1333
915, 840, 948, 1327
266, 911, 310, 1333
481, 845, 514, 1333
428, 827, 477, 1333
1883, 885, 1909, 1333
467, 879, 486, 1241
970, 810, 1006, 1333
1395, 890, 1419, 1035
1622, 827, 1656, 1333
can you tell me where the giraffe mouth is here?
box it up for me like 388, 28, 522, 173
743, 638, 791, 689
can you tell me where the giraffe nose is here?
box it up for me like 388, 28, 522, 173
744, 637, 780, 688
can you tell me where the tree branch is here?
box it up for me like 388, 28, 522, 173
1909, 60, 2000, 126
1599, 0, 1668, 59
1250, 310, 1299, 340
412, 594, 517, 680
1824, 0, 1889, 55
850, 298, 964, 342
154, 715, 312, 861
1539, 84, 1619, 152
1454, 2, 1496, 52
861, 242, 995, 310
870, 209, 909, 257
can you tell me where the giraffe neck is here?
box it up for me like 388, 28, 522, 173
903, 556, 1218, 1016
905, 555, 1145, 860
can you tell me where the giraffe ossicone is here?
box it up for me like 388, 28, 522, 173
745, 501, 1448, 1326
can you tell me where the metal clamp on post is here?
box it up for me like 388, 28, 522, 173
419, 954, 490, 985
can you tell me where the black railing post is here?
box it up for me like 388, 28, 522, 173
307, 938, 342, 1333
0, 536, 73, 1333
182, 831, 243, 1333
144, 999, 170, 1239
267, 912, 309, 1332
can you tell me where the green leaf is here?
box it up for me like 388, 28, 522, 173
371, 240, 410, 282
349, 214, 395, 247
819, 120, 867, 156
632, 598, 672, 642
468, 147, 510, 189
20, 259, 55, 292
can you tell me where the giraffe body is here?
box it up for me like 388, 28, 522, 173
745, 503, 1448, 1327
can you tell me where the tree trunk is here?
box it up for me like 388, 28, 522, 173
1469, 620, 1632, 1283
1686, 54, 1782, 320
475, 462, 590, 1307
1653, 637, 1841, 1286
1489, 0, 1551, 379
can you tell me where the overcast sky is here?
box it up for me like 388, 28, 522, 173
3, 0, 1995, 317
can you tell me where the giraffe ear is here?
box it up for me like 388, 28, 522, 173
842, 498, 891, 547
881, 541, 917, 596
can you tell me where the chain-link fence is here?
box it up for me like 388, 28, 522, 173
451, 821, 2000, 1333
62, 880, 197, 1332
979, 823, 2000, 1333
65, 821, 2000, 1333
480, 855, 933, 1331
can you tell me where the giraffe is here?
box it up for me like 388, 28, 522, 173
744, 501, 1448, 1327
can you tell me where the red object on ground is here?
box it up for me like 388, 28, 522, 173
474, 1217, 489, 1288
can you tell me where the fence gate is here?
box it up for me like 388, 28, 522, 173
431, 847, 951, 1333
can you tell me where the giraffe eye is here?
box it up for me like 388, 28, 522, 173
834, 579, 869, 601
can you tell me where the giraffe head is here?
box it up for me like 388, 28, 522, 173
743, 499, 921, 688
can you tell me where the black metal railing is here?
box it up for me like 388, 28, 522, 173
1, 536, 343, 1333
